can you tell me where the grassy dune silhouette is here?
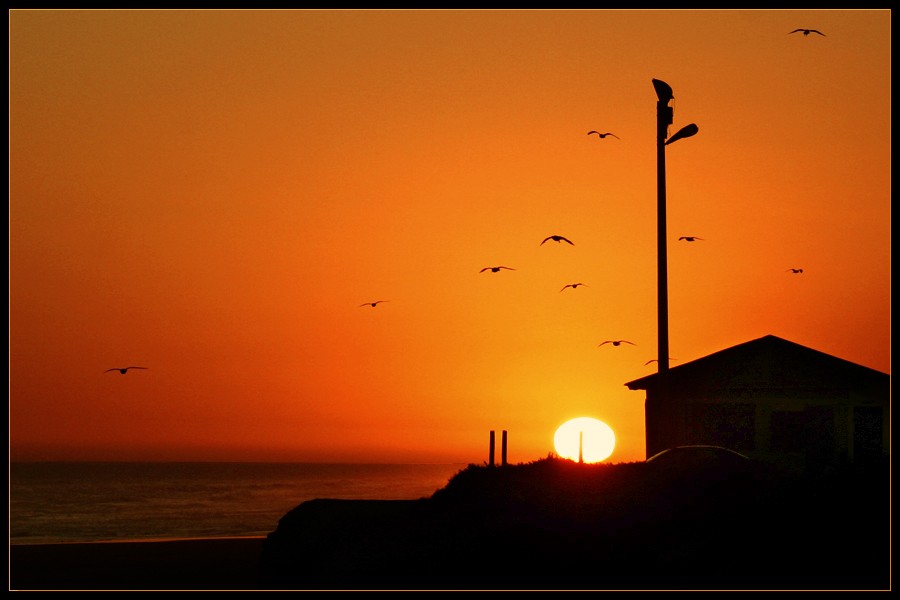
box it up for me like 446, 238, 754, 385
260, 454, 888, 590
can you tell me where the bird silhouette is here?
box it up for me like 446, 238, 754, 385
105, 367, 148, 374
587, 131, 620, 139
541, 235, 574, 246
598, 340, 635, 347
359, 300, 389, 307
645, 358, 679, 365
560, 283, 588, 292
678, 236, 704, 242
480, 266, 516, 273
789, 28, 825, 36
786, 268, 804, 274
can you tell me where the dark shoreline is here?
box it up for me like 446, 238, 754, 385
10, 537, 267, 591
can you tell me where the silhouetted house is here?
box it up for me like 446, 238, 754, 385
624, 335, 889, 473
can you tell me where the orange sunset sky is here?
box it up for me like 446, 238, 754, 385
9, 9, 891, 465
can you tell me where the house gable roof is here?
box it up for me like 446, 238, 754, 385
624, 334, 889, 393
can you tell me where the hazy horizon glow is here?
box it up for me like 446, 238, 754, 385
9, 9, 891, 464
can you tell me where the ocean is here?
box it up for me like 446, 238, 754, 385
9, 462, 469, 545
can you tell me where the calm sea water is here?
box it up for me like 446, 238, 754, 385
9, 462, 468, 545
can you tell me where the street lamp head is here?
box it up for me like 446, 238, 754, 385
652, 79, 674, 103
665, 123, 699, 146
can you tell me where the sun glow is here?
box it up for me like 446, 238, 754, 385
553, 417, 616, 463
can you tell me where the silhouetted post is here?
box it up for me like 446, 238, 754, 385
488, 430, 495, 467
653, 78, 674, 382
652, 78, 698, 422
501, 430, 508, 466
578, 431, 584, 464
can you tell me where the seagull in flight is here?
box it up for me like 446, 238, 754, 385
645, 358, 678, 365
541, 235, 574, 246
678, 236, 704, 242
105, 367, 148, 374
789, 28, 825, 36
587, 131, 620, 139
560, 283, 588, 292
359, 300, 389, 307
598, 340, 636, 347
786, 268, 804, 274
480, 266, 516, 273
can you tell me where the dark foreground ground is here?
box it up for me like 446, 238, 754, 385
10, 456, 891, 591
10, 537, 265, 591
259, 457, 891, 591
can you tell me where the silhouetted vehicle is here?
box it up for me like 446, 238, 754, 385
646, 444, 750, 466
644, 444, 766, 501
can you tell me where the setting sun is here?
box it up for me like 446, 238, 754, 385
553, 417, 616, 463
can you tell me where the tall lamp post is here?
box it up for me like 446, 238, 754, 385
652, 79, 697, 382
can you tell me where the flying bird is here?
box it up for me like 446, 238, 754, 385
359, 300, 389, 307
645, 358, 679, 365
786, 268, 804, 274
105, 367, 148, 374
587, 131, 620, 139
560, 283, 588, 292
480, 266, 516, 273
789, 28, 825, 36
598, 340, 636, 347
678, 236, 704, 242
541, 235, 574, 246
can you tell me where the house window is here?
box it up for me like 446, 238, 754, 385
804, 406, 836, 468
771, 411, 806, 452
853, 406, 883, 463
685, 403, 755, 452
772, 406, 836, 468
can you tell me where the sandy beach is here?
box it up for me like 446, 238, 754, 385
10, 537, 267, 591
